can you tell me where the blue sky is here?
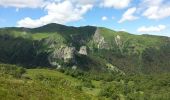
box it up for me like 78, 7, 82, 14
0, 0, 170, 36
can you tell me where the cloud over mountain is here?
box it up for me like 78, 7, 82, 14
137, 25, 166, 33
17, 0, 93, 28
100, 0, 132, 9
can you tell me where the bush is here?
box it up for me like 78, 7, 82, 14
63, 68, 85, 78
81, 78, 94, 88
0, 63, 26, 78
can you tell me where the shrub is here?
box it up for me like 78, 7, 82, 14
81, 78, 94, 88
0, 63, 26, 78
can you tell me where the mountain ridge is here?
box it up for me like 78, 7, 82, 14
0, 23, 170, 74
1, 23, 169, 38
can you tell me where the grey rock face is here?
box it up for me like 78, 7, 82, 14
93, 28, 103, 44
79, 46, 87, 55
63, 47, 76, 63
115, 35, 122, 46
115, 35, 124, 54
48, 46, 76, 66
93, 28, 110, 49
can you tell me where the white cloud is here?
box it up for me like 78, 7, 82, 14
142, 0, 170, 20
137, 25, 166, 33
0, 0, 46, 8
100, 0, 132, 9
143, 6, 170, 20
102, 16, 108, 21
17, 0, 93, 28
141, 0, 163, 7
70, 0, 96, 5
118, 7, 138, 23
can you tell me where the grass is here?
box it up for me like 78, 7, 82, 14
99, 27, 166, 47
31, 33, 52, 40
0, 66, 105, 100
25, 69, 81, 85
0, 63, 170, 100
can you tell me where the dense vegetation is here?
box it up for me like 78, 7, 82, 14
0, 34, 50, 67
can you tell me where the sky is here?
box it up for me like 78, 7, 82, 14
0, 0, 170, 36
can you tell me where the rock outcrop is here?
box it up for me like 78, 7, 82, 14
93, 28, 110, 49
115, 35, 124, 54
63, 47, 76, 63
48, 46, 76, 66
79, 46, 87, 55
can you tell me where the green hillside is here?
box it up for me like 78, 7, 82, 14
0, 23, 169, 74
0, 63, 170, 100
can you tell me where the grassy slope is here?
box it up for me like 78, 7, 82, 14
99, 27, 168, 48
97, 27, 170, 74
0, 68, 105, 100
0, 64, 170, 100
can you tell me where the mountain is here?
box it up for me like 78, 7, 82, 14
0, 23, 170, 75
0, 23, 170, 100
